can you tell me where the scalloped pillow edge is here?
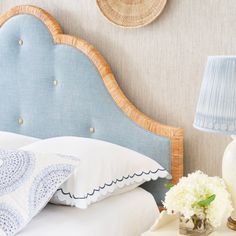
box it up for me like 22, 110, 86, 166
52, 168, 171, 209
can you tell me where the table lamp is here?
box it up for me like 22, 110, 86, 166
193, 56, 236, 230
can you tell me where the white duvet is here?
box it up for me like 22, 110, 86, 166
18, 188, 159, 236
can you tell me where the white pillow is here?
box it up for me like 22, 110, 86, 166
0, 131, 40, 149
21, 137, 171, 209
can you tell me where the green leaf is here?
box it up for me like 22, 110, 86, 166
164, 183, 175, 189
197, 194, 216, 207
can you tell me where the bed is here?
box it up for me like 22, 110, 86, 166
0, 5, 184, 236
18, 188, 158, 236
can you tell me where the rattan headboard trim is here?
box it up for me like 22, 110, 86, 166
0, 5, 183, 183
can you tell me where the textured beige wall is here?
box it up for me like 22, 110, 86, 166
0, 0, 234, 176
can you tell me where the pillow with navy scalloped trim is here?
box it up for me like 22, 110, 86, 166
21, 136, 171, 209
0, 148, 79, 236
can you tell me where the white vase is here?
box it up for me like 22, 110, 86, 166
222, 136, 236, 230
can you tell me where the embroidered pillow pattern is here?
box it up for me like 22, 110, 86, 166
0, 203, 23, 236
0, 149, 35, 196
0, 149, 79, 236
29, 164, 74, 216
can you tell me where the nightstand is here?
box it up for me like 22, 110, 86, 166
142, 219, 235, 236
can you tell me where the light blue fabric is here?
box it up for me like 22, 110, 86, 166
194, 56, 236, 135
0, 14, 171, 204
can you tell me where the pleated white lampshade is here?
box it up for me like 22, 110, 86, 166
194, 56, 236, 135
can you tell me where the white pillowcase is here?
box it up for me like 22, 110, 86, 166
21, 137, 171, 209
0, 131, 39, 149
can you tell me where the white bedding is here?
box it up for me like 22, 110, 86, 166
18, 188, 159, 236
0, 131, 39, 149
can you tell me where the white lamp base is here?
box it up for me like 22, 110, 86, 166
222, 136, 236, 230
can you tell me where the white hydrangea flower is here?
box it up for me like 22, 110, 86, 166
163, 171, 233, 228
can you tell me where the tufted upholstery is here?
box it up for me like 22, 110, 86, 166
0, 13, 171, 204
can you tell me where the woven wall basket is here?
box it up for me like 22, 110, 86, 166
96, 0, 167, 28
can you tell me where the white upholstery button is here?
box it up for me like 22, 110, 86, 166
53, 80, 58, 86
18, 39, 23, 46
18, 117, 23, 125
89, 127, 95, 133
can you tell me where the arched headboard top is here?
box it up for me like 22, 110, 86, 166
0, 5, 183, 204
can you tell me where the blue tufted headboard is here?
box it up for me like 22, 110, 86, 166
0, 5, 183, 206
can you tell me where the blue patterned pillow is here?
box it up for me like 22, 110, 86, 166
0, 149, 79, 236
